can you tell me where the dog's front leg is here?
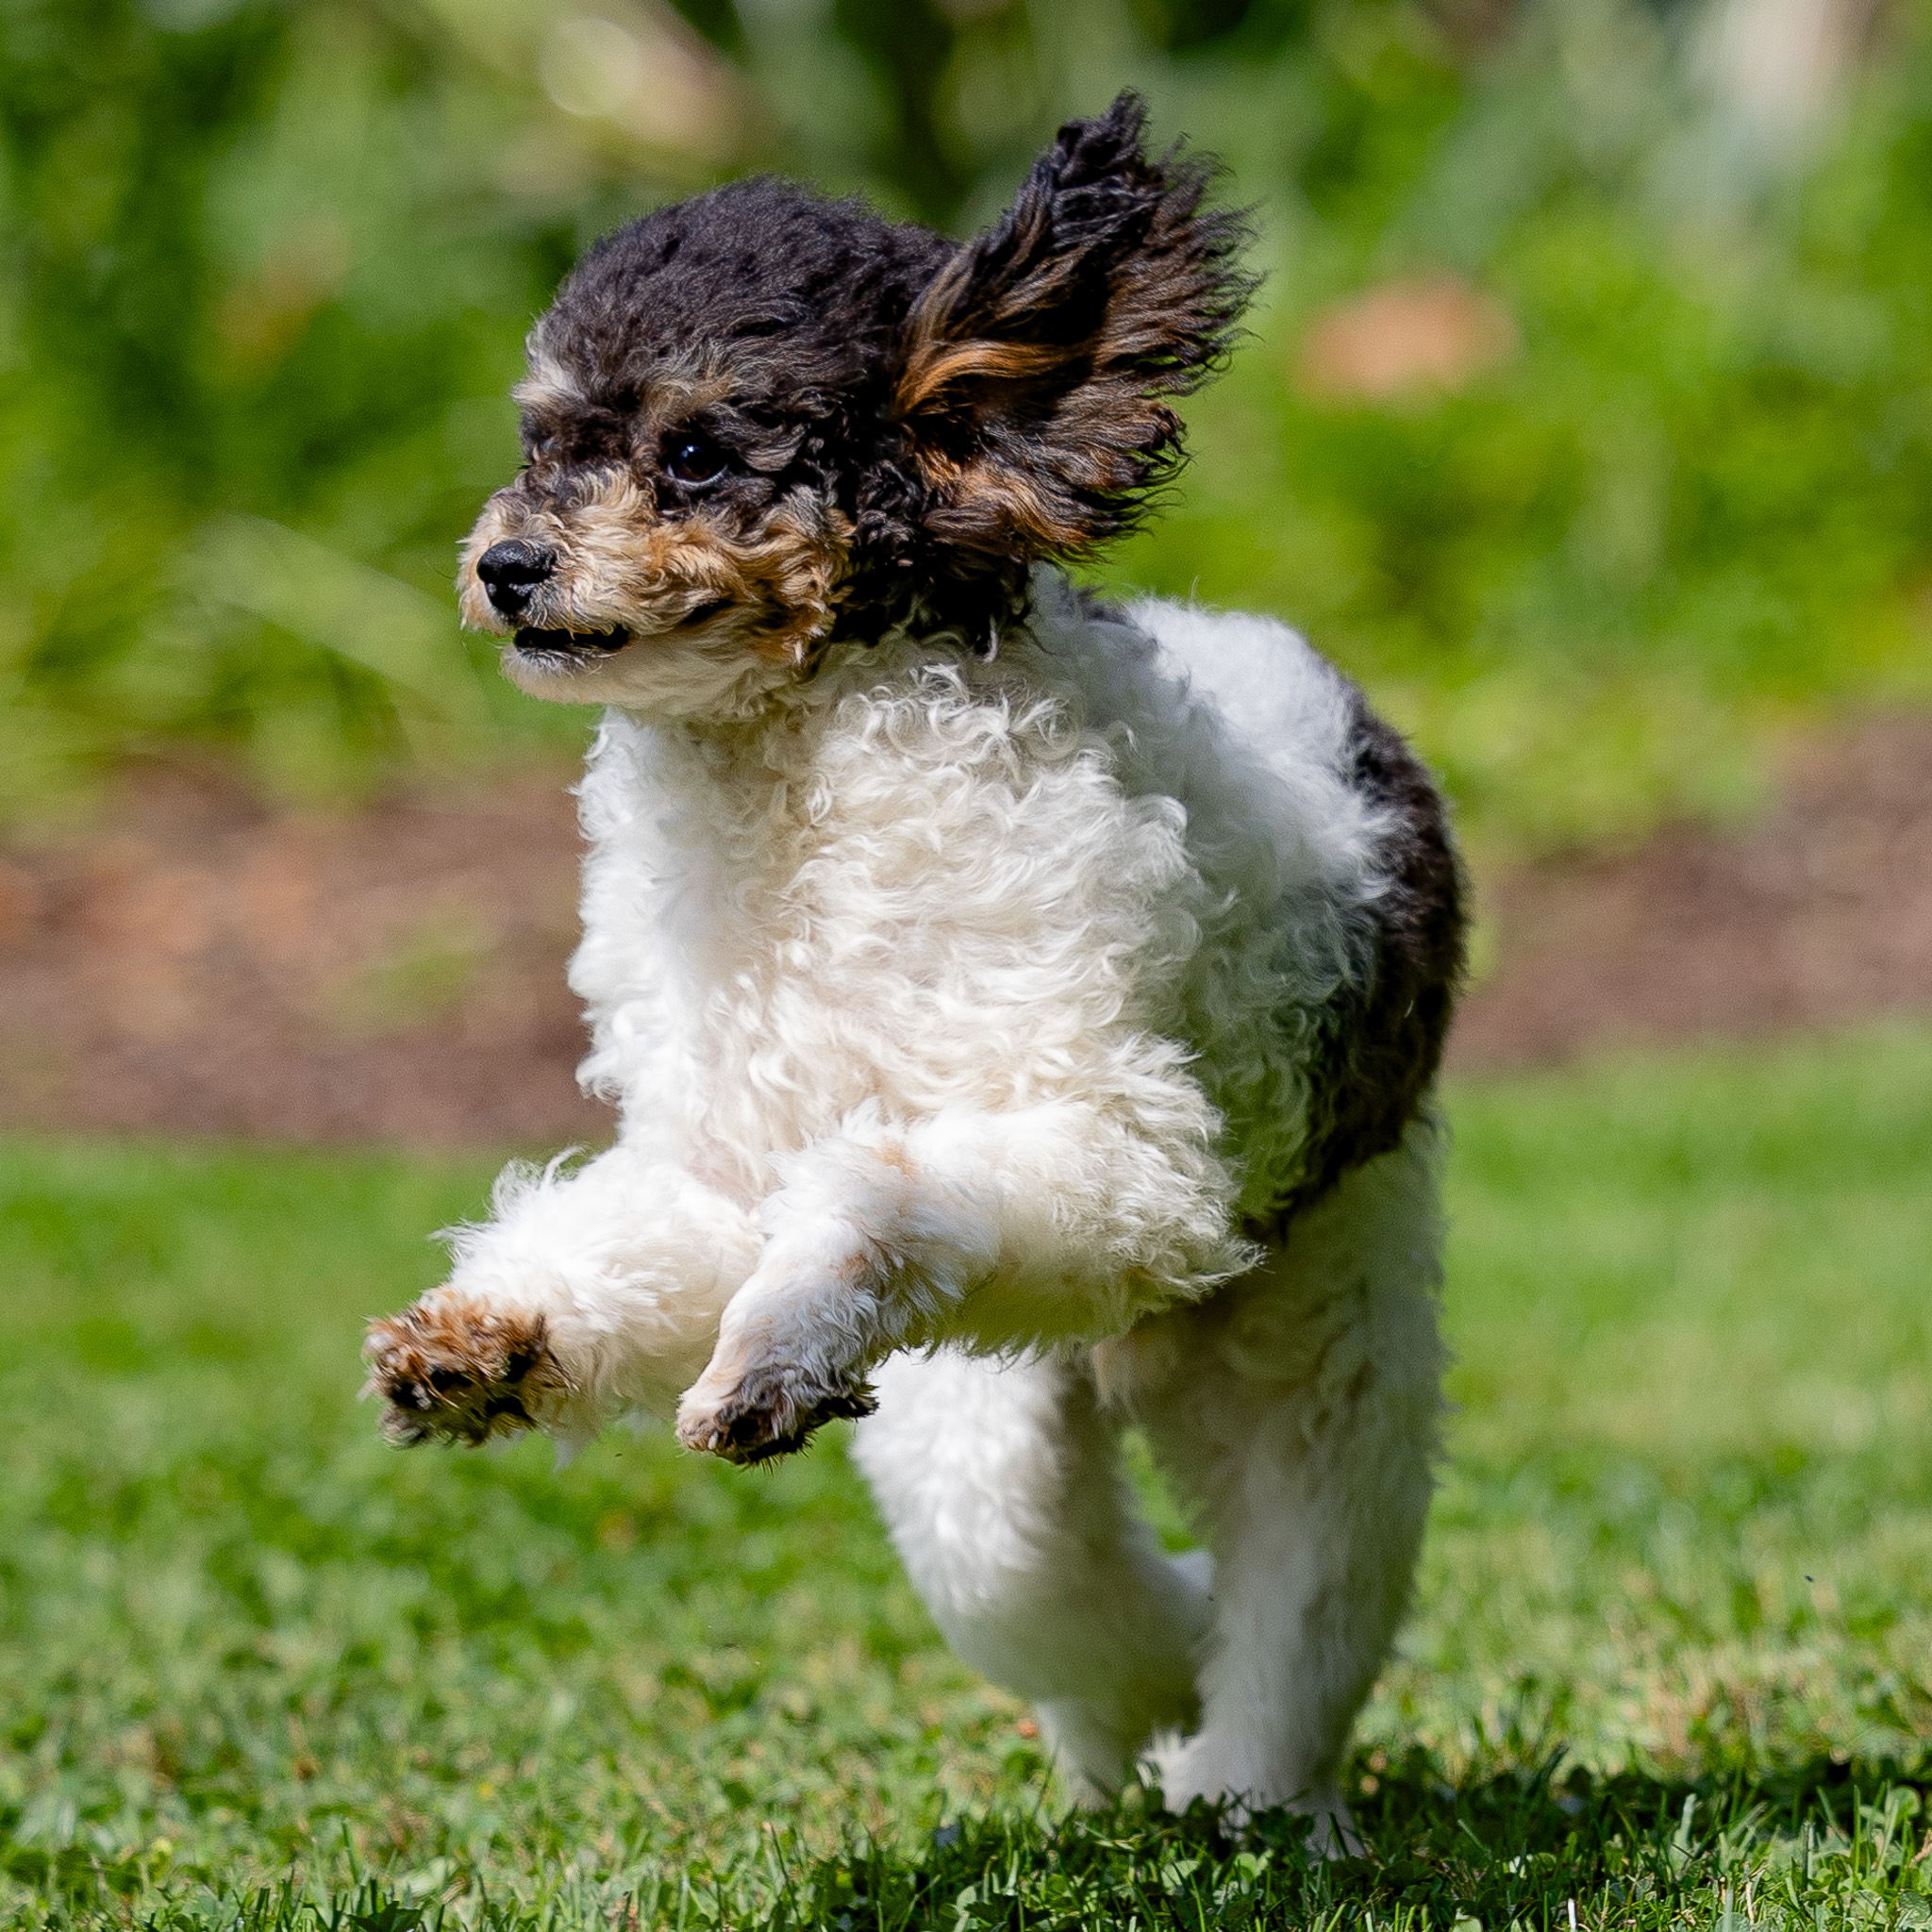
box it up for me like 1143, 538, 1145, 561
366, 1145, 761, 1452
672, 1124, 994, 1463
675, 1104, 1247, 1463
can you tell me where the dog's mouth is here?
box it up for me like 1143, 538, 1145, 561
512, 625, 631, 656
508, 600, 735, 660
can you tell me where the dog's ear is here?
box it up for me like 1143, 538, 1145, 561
892, 92, 1254, 568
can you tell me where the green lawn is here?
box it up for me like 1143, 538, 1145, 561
4, 1027, 1932, 1928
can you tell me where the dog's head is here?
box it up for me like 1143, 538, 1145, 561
461, 92, 1253, 715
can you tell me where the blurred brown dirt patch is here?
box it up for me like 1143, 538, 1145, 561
1449, 715, 1932, 1071
3, 718, 1930, 1146
0, 760, 608, 1147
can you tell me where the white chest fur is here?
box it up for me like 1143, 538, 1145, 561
568, 574, 1393, 1224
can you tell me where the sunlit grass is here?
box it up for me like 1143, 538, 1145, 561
3, 1025, 1931, 1925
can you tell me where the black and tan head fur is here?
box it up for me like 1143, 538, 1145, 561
460, 93, 1254, 713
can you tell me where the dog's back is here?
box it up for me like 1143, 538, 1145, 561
1004, 576, 1465, 1234
1125, 591, 1464, 1227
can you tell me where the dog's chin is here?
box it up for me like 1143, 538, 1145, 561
501, 625, 639, 703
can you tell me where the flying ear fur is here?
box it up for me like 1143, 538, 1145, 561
894, 92, 1255, 566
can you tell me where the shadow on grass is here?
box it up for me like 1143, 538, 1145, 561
107, 1754, 1932, 1932
778, 1755, 1932, 1932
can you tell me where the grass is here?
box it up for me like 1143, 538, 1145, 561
4, 1026, 1932, 1926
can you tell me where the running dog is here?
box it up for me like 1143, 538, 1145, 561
365, 93, 1463, 1836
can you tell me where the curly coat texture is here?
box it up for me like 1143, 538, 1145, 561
369, 93, 1465, 1831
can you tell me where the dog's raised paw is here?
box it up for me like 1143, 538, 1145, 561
675, 1370, 877, 1466
362, 1296, 570, 1447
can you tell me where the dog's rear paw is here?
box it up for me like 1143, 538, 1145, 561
363, 1295, 572, 1447
675, 1367, 876, 1465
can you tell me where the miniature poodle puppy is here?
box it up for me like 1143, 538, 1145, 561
365, 92, 1463, 1835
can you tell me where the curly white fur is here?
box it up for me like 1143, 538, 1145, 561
393, 567, 1448, 1826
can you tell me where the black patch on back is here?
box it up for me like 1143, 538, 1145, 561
1246, 691, 1466, 1238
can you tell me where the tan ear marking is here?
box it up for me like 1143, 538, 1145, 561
928, 464, 1089, 558
895, 338, 1074, 416
887, 91, 1255, 568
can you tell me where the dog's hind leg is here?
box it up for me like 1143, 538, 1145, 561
1133, 1123, 1447, 1845
851, 1347, 1210, 1805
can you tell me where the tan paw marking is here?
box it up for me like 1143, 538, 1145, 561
362, 1297, 571, 1447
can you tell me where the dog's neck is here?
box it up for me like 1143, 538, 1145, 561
629, 573, 1060, 777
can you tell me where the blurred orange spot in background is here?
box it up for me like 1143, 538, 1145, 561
1295, 275, 1519, 404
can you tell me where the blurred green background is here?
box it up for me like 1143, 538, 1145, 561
5, 0, 1931, 851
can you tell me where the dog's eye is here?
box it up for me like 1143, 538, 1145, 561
665, 434, 728, 486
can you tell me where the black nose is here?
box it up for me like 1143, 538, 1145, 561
476, 540, 556, 618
